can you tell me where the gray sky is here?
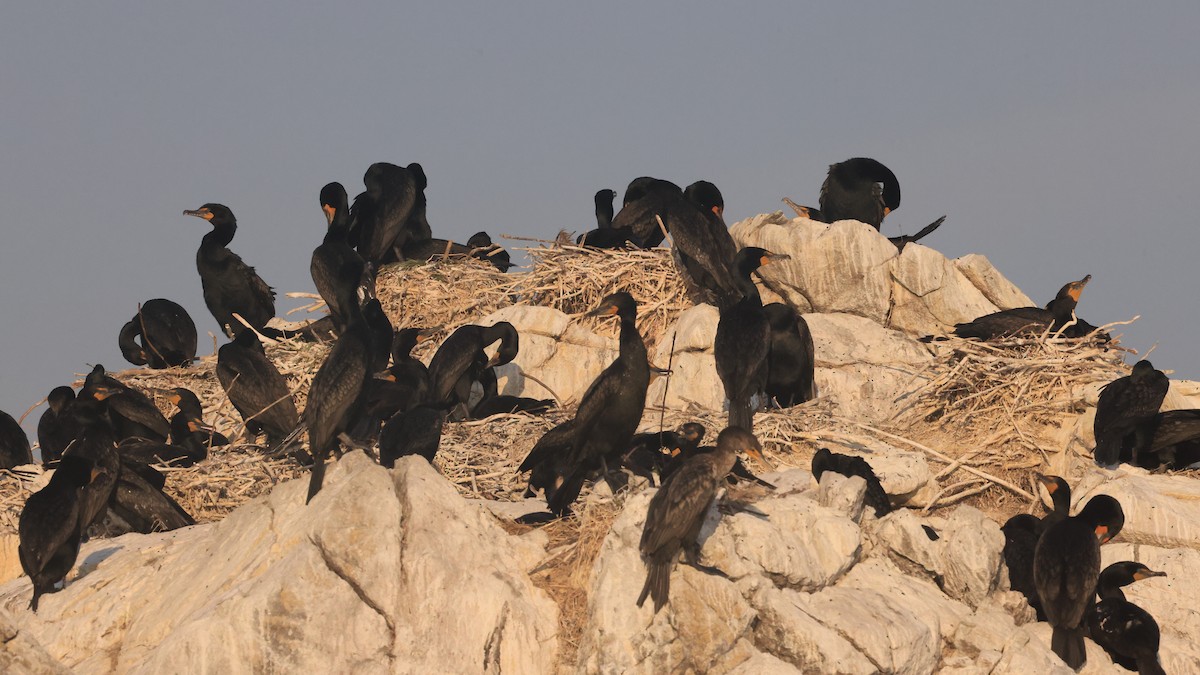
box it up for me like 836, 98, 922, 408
3, 3, 1198, 435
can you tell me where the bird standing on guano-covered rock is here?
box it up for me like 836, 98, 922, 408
183, 203, 277, 338
217, 329, 300, 451
1088, 561, 1168, 675
1003, 474, 1072, 618
18, 454, 101, 611
118, 298, 198, 369
1034, 493, 1125, 670
715, 248, 787, 433
763, 302, 816, 408
426, 322, 519, 421
638, 426, 761, 613
810, 448, 891, 517
938, 275, 1100, 342
1093, 360, 1169, 469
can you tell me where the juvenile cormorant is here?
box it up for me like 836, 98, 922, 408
379, 405, 446, 467
349, 162, 421, 263
427, 322, 519, 420
0, 409, 32, 469
715, 248, 786, 433
118, 299, 198, 368
945, 275, 1096, 341
216, 329, 299, 450
764, 303, 816, 407
577, 189, 643, 249
1094, 360, 1169, 468
183, 204, 277, 338
663, 427, 774, 489
1034, 493, 1125, 670
311, 182, 366, 325
623, 424, 703, 486
38, 386, 78, 466
541, 293, 651, 516
18, 454, 98, 611
638, 426, 760, 613
467, 232, 516, 271
670, 181, 740, 307
1088, 562, 1167, 674
811, 448, 892, 517
1003, 474, 1072, 617
81, 365, 170, 443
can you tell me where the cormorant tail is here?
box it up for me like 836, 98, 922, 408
728, 398, 754, 434
1094, 437, 1120, 468
1051, 625, 1086, 670
1138, 658, 1166, 675
306, 459, 327, 504
637, 561, 671, 613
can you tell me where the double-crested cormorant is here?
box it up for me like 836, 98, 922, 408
670, 181, 740, 307
623, 424, 704, 486
217, 329, 299, 450
535, 293, 651, 517
764, 303, 816, 407
576, 189, 642, 249
1134, 408, 1200, 469
18, 454, 98, 611
183, 204, 277, 338
427, 322, 519, 420
637, 426, 761, 613
715, 248, 786, 433
38, 386, 78, 466
614, 177, 683, 248
118, 299, 198, 368
106, 461, 194, 534
61, 395, 122, 536
663, 427, 775, 489
0, 409, 32, 469
943, 275, 1097, 341
117, 437, 203, 468
811, 448, 891, 516
379, 405, 445, 467
1094, 360, 1169, 468
81, 365, 170, 443
469, 368, 554, 419
1034, 493, 1125, 670
349, 162, 422, 263
364, 327, 433, 422
1003, 474, 1072, 617
467, 232, 516, 271
1088, 561, 1167, 674
519, 418, 578, 499
311, 182, 366, 325
168, 387, 229, 450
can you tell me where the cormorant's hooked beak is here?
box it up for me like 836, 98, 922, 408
374, 370, 398, 382
1094, 524, 1115, 545
183, 207, 214, 220
585, 303, 620, 318
1035, 474, 1059, 494
415, 328, 438, 343
1133, 567, 1167, 581
744, 442, 775, 471
758, 252, 791, 267
1066, 274, 1092, 301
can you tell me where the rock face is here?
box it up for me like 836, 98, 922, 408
0, 454, 558, 674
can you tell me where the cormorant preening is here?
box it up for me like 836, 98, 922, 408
531, 293, 651, 517
715, 248, 786, 433
18, 454, 98, 611
1093, 360, 1169, 468
117, 299, 198, 368
0, 409, 32, 469
1003, 474, 1072, 618
467, 232, 516, 271
1034, 493, 1125, 670
38, 386, 78, 466
576, 189, 642, 249
183, 204, 277, 338
216, 329, 299, 450
944, 275, 1097, 341
427, 322, 519, 420
470, 368, 554, 419
670, 181, 740, 307
764, 303, 816, 407
311, 182, 366, 325
637, 426, 761, 613
811, 448, 891, 516
1088, 562, 1167, 674
81, 365, 170, 443
613, 178, 682, 248
106, 461, 194, 534
379, 405, 446, 467
349, 162, 422, 264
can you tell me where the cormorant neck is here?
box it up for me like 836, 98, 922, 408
1046, 296, 1078, 324
596, 200, 614, 229
203, 220, 237, 248
1048, 484, 1071, 516
118, 321, 148, 365
733, 263, 763, 307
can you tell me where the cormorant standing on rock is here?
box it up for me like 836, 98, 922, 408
1088, 561, 1167, 675
1034, 493, 1125, 670
671, 181, 740, 307
637, 426, 761, 613
38, 386, 78, 466
1003, 474, 1072, 618
18, 454, 99, 611
379, 405, 445, 467
184, 204, 277, 338
764, 303, 816, 407
1094, 360, 1169, 468
217, 330, 300, 451
118, 299, 197, 368
427, 322, 519, 420
715, 248, 787, 433
811, 448, 891, 517
0, 409, 32, 469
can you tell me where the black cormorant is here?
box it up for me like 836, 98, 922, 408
663, 425, 774, 489
944, 276, 1098, 341
1088, 561, 1167, 674
118, 299, 198, 368
1003, 474, 1072, 617
216, 329, 299, 450
637, 426, 760, 613
811, 448, 891, 517
364, 327, 433, 422
764, 303, 816, 407
81, 365, 170, 443
470, 368, 554, 419
168, 387, 229, 450
576, 189, 643, 249
1034, 493, 1125, 670
715, 248, 786, 433
519, 418, 578, 500
18, 454, 98, 611
1135, 408, 1200, 469
623, 424, 703, 487
614, 178, 683, 248
427, 322, 519, 420
467, 232, 516, 271
379, 405, 446, 467
1094, 360, 1169, 468
38, 386, 78, 466
106, 461, 194, 534
61, 395, 121, 536
349, 162, 421, 263
311, 182, 366, 325
183, 204, 277, 338
669, 181, 740, 307
0, 409, 32, 469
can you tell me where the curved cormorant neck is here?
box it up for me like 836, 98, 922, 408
1048, 483, 1071, 517
118, 321, 148, 365
482, 323, 519, 367
595, 193, 615, 229
202, 219, 237, 249
732, 259, 764, 307
1045, 296, 1078, 325
616, 307, 646, 358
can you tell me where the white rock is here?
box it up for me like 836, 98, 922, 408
952, 254, 1034, 310
1072, 467, 1200, 549
750, 584, 876, 674
935, 506, 1005, 607
816, 471, 867, 522
889, 244, 1001, 335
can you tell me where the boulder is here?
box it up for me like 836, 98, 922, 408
889, 244, 1002, 335
1072, 466, 1200, 549
646, 305, 724, 411
952, 254, 1035, 311
935, 506, 1005, 607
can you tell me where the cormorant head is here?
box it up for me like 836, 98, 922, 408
595, 189, 617, 208
678, 422, 706, 447
183, 203, 236, 226
586, 292, 638, 322
1035, 474, 1069, 496
1131, 360, 1158, 380
170, 387, 203, 416
838, 158, 900, 214
46, 386, 76, 414
1055, 274, 1092, 302
392, 327, 434, 360
483, 322, 519, 367
735, 247, 790, 275
811, 447, 832, 480
1079, 494, 1125, 544
467, 231, 494, 248
717, 426, 768, 468
230, 327, 266, 352
684, 181, 724, 218
1101, 561, 1167, 589
320, 182, 348, 225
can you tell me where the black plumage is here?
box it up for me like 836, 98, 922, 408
168, 387, 229, 452
1088, 561, 1167, 674
810, 448, 892, 517
38, 386, 78, 466
117, 437, 204, 468
18, 455, 97, 611
105, 461, 194, 534
427, 322, 519, 420
349, 162, 421, 264
1135, 408, 1200, 469
623, 425, 701, 487
470, 368, 554, 419
216, 330, 300, 450
312, 182, 366, 325
0, 409, 32, 469
1003, 474, 1072, 617
81, 365, 170, 443
763, 303, 816, 407
670, 181, 740, 307
946, 275, 1096, 341
715, 248, 785, 433
183, 204, 277, 338
519, 418, 578, 499
613, 177, 683, 248
379, 406, 446, 467
1094, 360, 1169, 468
117, 298, 198, 368
467, 232, 516, 271
576, 189, 642, 249
1034, 494, 1125, 670
637, 427, 760, 613
61, 396, 121, 536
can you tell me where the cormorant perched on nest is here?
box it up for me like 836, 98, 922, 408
80, 365, 170, 443
785, 157, 945, 250
38, 386, 78, 466
1094, 360, 1169, 469
938, 275, 1100, 342
670, 181, 740, 307
466, 232, 516, 271
1089, 561, 1168, 675
811, 448, 892, 517
637, 426, 761, 613
623, 423, 706, 486
613, 177, 683, 248
764, 303, 816, 407
349, 162, 422, 264
364, 327, 434, 423
1133, 408, 1200, 469
1034, 493, 1125, 670
1003, 474, 1072, 618
217, 330, 299, 451
0, 409, 32, 469
528, 293, 651, 517
18, 454, 100, 611
715, 248, 787, 433
576, 189, 642, 249
311, 182, 366, 325
183, 204, 277, 338
379, 405, 446, 467
427, 322, 519, 420
118, 299, 197, 368
106, 461, 194, 534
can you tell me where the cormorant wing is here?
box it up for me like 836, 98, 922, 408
640, 455, 721, 555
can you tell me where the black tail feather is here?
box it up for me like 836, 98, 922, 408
728, 397, 754, 433
637, 561, 671, 613
306, 458, 327, 504
1051, 624, 1086, 670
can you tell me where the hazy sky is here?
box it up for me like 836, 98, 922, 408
3, 3, 1198, 435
